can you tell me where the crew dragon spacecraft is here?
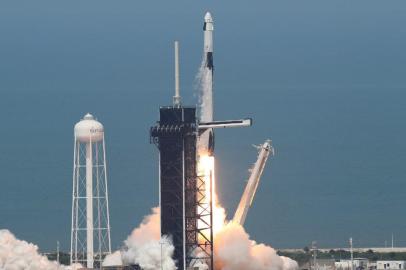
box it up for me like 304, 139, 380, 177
197, 12, 252, 155
198, 12, 215, 155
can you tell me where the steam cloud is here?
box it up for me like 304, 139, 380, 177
103, 207, 177, 270
214, 221, 298, 270
103, 205, 298, 270
0, 229, 81, 270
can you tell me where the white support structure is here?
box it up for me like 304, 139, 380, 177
71, 113, 112, 268
198, 119, 252, 129
233, 139, 274, 226
85, 142, 94, 267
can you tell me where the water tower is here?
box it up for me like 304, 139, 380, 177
71, 113, 112, 268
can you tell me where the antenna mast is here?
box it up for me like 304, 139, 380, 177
312, 241, 318, 270
173, 41, 181, 107
57, 241, 60, 264
392, 233, 394, 249
350, 237, 354, 270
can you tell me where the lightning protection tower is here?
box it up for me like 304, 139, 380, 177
71, 113, 112, 268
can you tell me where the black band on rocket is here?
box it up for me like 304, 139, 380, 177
206, 52, 213, 69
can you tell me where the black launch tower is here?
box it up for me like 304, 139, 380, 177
150, 106, 214, 270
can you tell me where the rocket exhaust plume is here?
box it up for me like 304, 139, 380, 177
214, 223, 298, 270
0, 229, 82, 270
121, 208, 176, 270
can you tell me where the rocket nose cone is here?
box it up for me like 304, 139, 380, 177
204, 12, 213, 22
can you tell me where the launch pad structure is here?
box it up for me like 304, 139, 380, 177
150, 106, 214, 270
150, 38, 252, 269
150, 40, 215, 270
150, 106, 252, 270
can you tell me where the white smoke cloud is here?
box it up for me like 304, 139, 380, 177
281, 255, 299, 270
122, 235, 176, 270
123, 207, 160, 247
102, 250, 123, 267
103, 207, 177, 270
105, 205, 297, 270
0, 229, 81, 270
214, 222, 298, 270
192, 260, 209, 270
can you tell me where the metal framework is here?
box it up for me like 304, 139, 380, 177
193, 171, 214, 269
233, 139, 274, 226
71, 135, 112, 268
151, 106, 213, 270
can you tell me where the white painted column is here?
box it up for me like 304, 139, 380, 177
86, 142, 94, 268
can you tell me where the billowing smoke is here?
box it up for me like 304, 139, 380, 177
206, 199, 298, 270
214, 222, 298, 270
105, 204, 297, 270
103, 207, 177, 270
102, 251, 123, 267
281, 256, 300, 270
0, 229, 81, 270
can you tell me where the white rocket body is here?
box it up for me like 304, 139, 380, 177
233, 140, 274, 226
198, 12, 215, 155
204, 12, 214, 56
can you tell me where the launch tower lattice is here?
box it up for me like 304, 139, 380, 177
150, 106, 214, 270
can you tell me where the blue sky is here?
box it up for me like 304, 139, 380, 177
1, 0, 406, 252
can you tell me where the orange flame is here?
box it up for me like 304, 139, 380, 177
197, 155, 226, 239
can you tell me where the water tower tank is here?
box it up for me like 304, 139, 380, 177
74, 113, 104, 142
